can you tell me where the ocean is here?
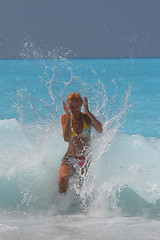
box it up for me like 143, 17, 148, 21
0, 57, 160, 239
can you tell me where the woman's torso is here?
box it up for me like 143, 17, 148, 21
66, 113, 91, 158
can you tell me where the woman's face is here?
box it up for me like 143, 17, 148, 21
68, 99, 82, 117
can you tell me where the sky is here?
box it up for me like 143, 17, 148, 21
0, 0, 160, 58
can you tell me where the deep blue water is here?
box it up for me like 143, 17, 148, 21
1, 58, 160, 137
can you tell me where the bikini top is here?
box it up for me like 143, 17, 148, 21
71, 115, 91, 138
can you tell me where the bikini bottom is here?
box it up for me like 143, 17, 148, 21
61, 155, 86, 173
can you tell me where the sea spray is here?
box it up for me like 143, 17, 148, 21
69, 87, 131, 216
1, 118, 160, 217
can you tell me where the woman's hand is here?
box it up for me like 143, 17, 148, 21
63, 101, 71, 118
83, 97, 103, 133
83, 97, 89, 114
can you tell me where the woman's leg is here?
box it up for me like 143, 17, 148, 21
59, 164, 69, 193
59, 163, 75, 193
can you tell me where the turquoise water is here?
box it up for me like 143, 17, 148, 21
0, 58, 160, 239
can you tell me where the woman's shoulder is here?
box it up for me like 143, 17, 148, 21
61, 113, 66, 118
61, 113, 67, 119
61, 114, 67, 124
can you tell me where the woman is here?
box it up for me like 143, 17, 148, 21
59, 92, 103, 193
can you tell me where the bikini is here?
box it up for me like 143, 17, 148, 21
62, 115, 91, 172
71, 115, 91, 138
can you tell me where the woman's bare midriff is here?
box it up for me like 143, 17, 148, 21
65, 136, 90, 158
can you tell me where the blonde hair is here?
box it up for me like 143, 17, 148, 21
67, 92, 82, 103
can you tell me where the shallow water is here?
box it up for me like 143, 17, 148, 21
0, 212, 160, 240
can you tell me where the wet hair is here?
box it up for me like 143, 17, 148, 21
67, 92, 83, 103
